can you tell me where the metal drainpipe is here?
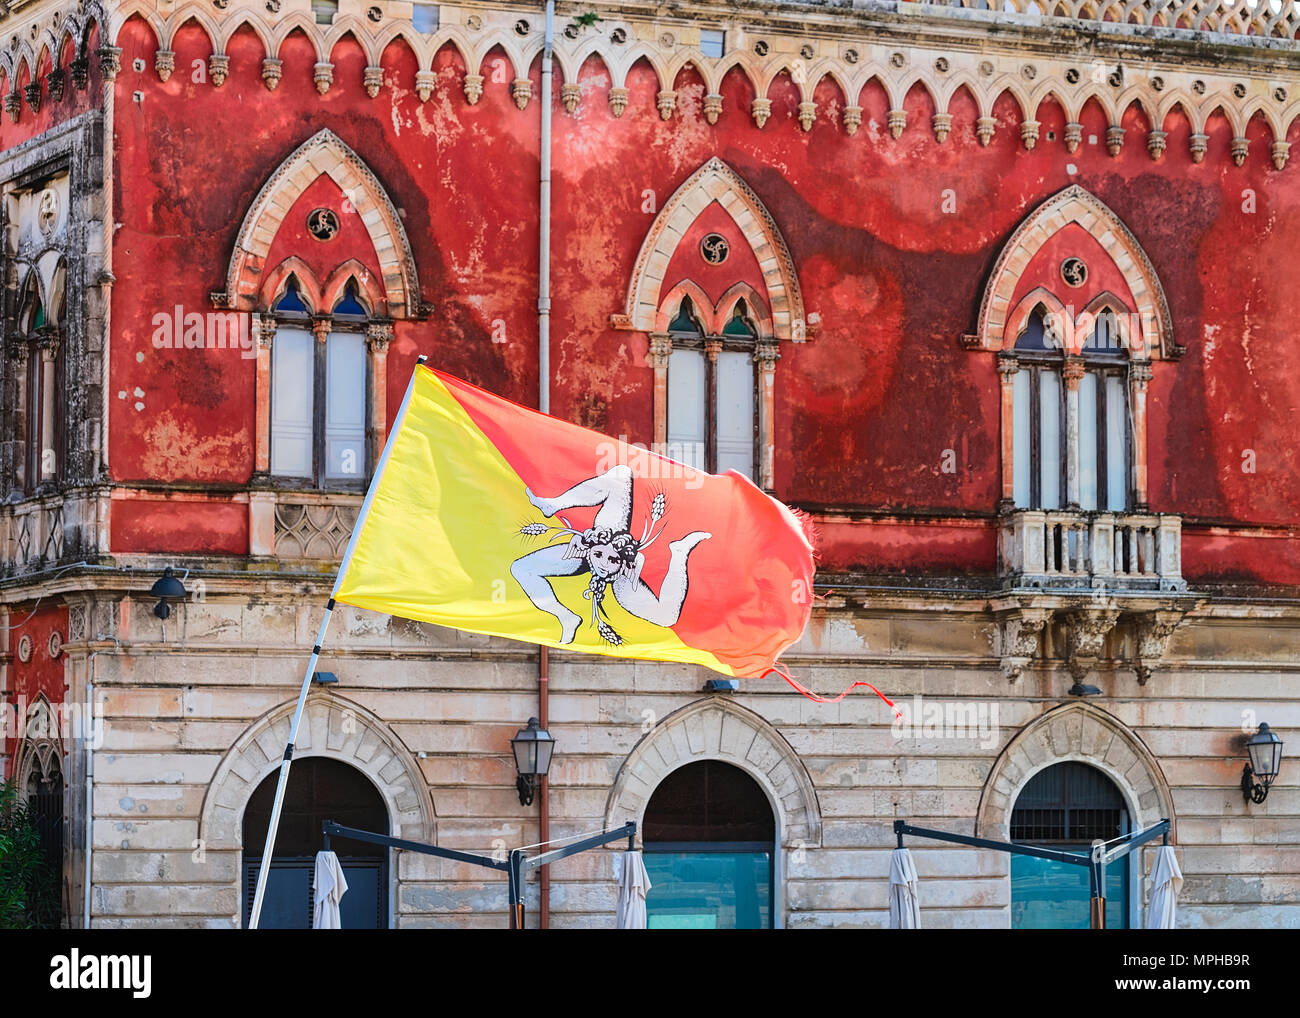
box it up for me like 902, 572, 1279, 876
537, 0, 555, 930
538, 646, 550, 929
538, 0, 554, 416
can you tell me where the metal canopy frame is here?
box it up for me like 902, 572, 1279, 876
321, 820, 637, 929
893, 818, 1171, 929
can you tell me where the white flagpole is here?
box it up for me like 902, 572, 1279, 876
249, 356, 427, 929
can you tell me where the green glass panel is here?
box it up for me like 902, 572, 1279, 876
644, 851, 771, 930
668, 299, 701, 334
722, 306, 755, 337
1011, 851, 1127, 929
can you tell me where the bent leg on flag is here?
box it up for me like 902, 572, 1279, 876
511, 544, 586, 643
527, 464, 634, 532
614, 531, 711, 627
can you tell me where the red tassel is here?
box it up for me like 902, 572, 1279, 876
761, 662, 904, 721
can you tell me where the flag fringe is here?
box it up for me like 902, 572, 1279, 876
762, 661, 904, 720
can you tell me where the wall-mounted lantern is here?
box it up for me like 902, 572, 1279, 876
511, 717, 554, 807
150, 567, 188, 619
1242, 723, 1283, 803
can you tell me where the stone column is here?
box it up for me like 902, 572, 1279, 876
755, 339, 780, 492
1063, 356, 1085, 509
10, 343, 30, 494
997, 354, 1019, 508
39, 336, 60, 483
252, 315, 276, 476
366, 321, 394, 468
1130, 361, 1151, 510
647, 333, 672, 447
704, 339, 722, 473
248, 491, 276, 557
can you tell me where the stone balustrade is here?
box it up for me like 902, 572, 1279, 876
999, 507, 1184, 591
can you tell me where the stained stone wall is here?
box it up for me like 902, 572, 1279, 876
65, 588, 1300, 929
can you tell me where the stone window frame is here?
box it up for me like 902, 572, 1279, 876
1007, 295, 1135, 512
0, 113, 101, 505
218, 130, 418, 500
964, 186, 1179, 514
616, 158, 805, 493
254, 261, 393, 493
11, 261, 66, 495
651, 281, 778, 487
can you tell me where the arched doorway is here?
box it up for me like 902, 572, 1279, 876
19, 716, 64, 927
242, 758, 389, 928
1010, 761, 1131, 929
642, 760, 775, 929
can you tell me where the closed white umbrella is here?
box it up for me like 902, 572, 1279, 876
614, 850, 652, 929
1145, 844, 1183, 930
889, 847, 921, 929
312, 850, 349, 930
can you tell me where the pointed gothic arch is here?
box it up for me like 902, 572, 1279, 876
969, 185, 1178, 360
612, 157, 805, 342
220, 129, 420, 318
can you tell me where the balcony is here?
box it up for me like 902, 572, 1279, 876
998, 508, 1184, 592
250, 489, 360, 561
0, 491, 101, 578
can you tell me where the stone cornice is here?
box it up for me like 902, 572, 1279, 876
0, 0, 1247, 168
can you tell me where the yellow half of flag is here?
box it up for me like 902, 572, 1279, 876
332, 365, 734, 673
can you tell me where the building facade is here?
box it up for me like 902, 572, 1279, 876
1, 0, 1298, 928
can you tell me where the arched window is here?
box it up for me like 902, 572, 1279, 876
1078, 310, 1130, 511
642, 760, 774, 929
664, 297, 757, 479
1010, 761, 1131, 929
1011, 307, 1130, 512
14, 265, 64, 494
242, 757, 388, 928
268, 276, 371, 487
272, 277, 309, 315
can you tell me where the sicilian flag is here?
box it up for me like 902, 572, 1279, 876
331, 361, 814, 678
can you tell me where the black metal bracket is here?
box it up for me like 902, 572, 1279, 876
322, 821, 508, 871
893, 818, 1171, 928
320, 820, 637, 928
1242, 764, 1268, 803
892, 819, 1169, 867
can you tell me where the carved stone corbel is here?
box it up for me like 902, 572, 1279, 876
208, 54, 230, 88
1131, 610, 1184, 685
262, 58, 283, 91
995, 606, 1053, 683
646, 333, 672, 371
1063, 607, 1121, 682
314, 62, 335, 96
365, 320, 394, 354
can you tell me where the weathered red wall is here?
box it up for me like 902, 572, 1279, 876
0, 26, 102, 151
96, 16, 1300, 582
3, 604, 68, 774
110, 495, 247, 556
